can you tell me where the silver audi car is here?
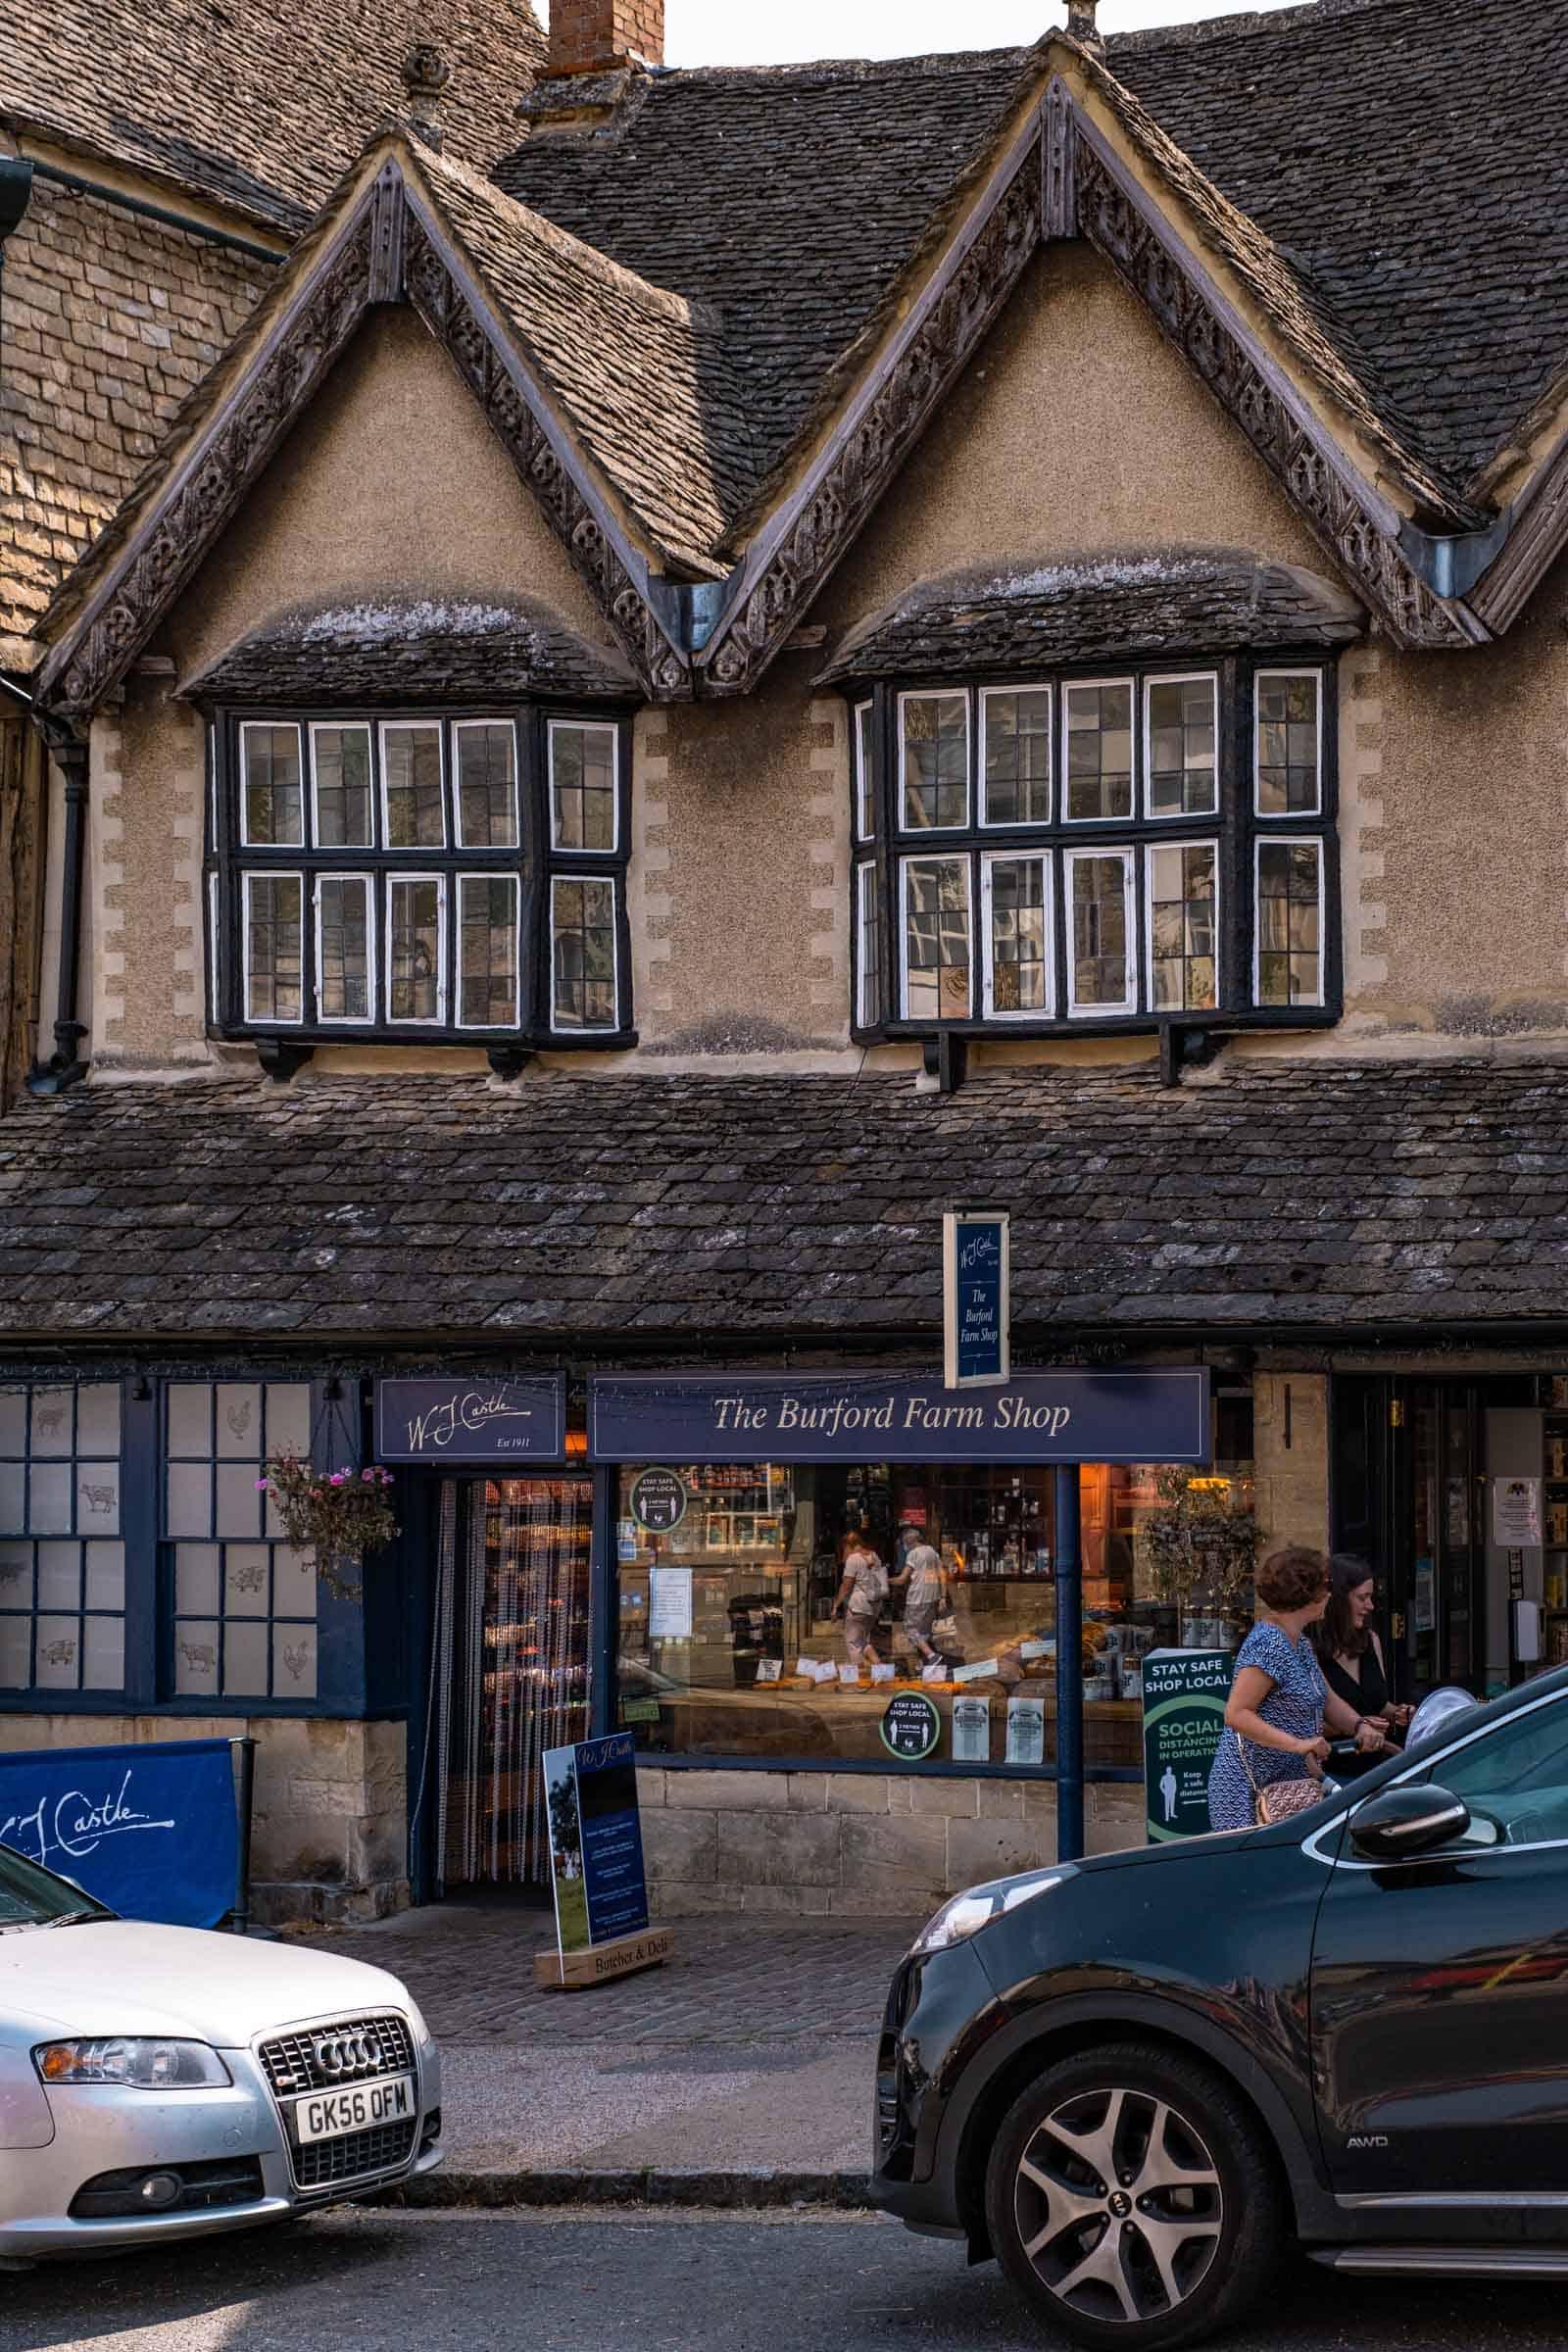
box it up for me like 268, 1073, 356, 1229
0, 1840, 441, 2258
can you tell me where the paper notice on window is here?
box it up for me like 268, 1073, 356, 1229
1006, 1695, 1047, 1767
1494, 1477, 1543, 1547
648, 1566, 693, 1640
953, 1696, 991, 1763
953, 1657, 1000, 1685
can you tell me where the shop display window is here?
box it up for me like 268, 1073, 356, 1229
614, 1447, 1254, 1772
0, 1383, 125, 1693
165, 1381, 318, 1701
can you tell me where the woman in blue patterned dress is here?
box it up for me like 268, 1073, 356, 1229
1208, 1547, 1387, 1831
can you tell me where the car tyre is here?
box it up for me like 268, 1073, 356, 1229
984, 2040, 1284, 2352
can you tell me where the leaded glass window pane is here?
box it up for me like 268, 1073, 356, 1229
551, 724, 617, 852
316, 877, 372, 1021
381, 724, 445, 848
552, 877, 618, 1030
855, 702, 875, 841
1256, 674, 1322, 813
985, 856, 1051, 1015
983, 690, 1053, 826
240, 724, 303, 846
459, 875, 520, 1027
1149, 842, 1218, 1011
388, 877, 445, 1022
311, 725, 372, 847
1147, 678, 1217, 816
1256, 838, 1324, 1004
901, 695, 968, 830
1068, 853, 1133, 1011
856, 861, 880, 1027
457, 723, 519, 848
1064, 683, 1134, 821
903, 857, 971, 1018
244, 874, 303, 1021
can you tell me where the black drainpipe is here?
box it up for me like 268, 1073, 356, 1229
25, 713, 90, 1095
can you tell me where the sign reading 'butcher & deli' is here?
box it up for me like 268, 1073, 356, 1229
588, 1370, 1210, 1465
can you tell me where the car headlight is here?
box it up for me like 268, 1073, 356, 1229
909, 1865, 1075, 1957
34, 2037, 232, 2089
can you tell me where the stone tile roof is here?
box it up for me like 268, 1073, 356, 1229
1112, 0, 1568, 500
2, 0, 546, 232
820, 551, 1365, 685
4, 1059, 1568, 1347
180, 593, 640, 707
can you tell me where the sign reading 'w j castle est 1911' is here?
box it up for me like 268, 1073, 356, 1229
588, 1370, 1211, 1465
375, 1377, 567, 1463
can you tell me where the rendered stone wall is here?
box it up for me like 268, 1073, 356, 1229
635, 1765, 1146, 1918
0, 1710, 407, 1923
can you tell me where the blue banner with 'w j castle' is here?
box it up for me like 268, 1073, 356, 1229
0, 1739, 240, 1927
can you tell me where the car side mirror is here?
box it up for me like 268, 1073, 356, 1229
1349, 1784, 1470, 1863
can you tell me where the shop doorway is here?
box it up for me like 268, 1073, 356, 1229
426, 1474, 592, 1891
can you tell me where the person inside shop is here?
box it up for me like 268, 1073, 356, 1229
831, 1531, 889, 1670
1308, 1552, 1413, 1745
1208, 1545, 1390, 1832
894, 1520, 950, 1672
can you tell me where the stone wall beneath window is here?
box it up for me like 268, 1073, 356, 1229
635, 1764, 1146, 1917
0, 1710, 408, 1924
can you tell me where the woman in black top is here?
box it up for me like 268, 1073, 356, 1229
1308, 1553, 1412, 1741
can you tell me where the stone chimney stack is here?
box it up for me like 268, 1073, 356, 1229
1066, 0, 1102, 49
547, 0, 664, 74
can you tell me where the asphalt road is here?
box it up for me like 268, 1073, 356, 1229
7, 2211, 1568, 2352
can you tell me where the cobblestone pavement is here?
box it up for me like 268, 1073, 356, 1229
300, 1901, 918, 2046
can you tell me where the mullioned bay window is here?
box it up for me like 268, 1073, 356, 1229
848, 654, 1339, 1045
207, 708, 634, 1063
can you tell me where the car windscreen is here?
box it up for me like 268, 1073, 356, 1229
0, 1840, 110, 1928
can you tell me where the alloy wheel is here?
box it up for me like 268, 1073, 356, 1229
1010, 2083, 1224, 2328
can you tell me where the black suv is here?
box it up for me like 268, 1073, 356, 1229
872, 1664, 1568, 2349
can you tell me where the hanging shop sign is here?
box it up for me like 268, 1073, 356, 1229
540, 1731, 665, 1989
881, 1690, 942, 1761
943, 1209, 1009, 1390
0, 1738, 240, 1928
589, 1368, 1210, 1466
374, 1376, 566, 1464
629, 1466, 689, 1535
1142, 1649, 1232, 1843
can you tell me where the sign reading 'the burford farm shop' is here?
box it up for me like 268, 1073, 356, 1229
588, 1370, 1210, 1466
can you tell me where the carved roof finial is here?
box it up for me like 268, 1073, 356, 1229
403, 38, 453, 149
1066, 1, 1102, 50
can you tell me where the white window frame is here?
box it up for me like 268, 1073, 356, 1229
1253, 668, 1324, 817
377, 719, 447, 852
548, 718, 619, 856
308, 720, 375, 852
856, 859, 880, 1028
898, 853, 972, 1020
1060, 677, 1138, 826
453, 718, 521, 851
456, 871, 523, 1031
854, 701, 875, 843
548, 873, 620, 1036
206, 870, 220, 1026
238, 721, 304, 849
979, 683, 1054, 830
240, 869, 305, 1025
1064, 845, 1136, 1018
981, 849, 1054, 1020
1142, 671, 1219, 821
1252, 834, 1325, 1009
312, 872, 377, 1027
897, 689, 971, 834
1144, 837, 1221, 1015
384, 870, 448, 1027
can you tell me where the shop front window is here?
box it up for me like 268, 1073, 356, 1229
614, 1447, 1253, 1773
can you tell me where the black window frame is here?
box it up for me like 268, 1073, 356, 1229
205, 704, 637, 1053
849, 652, 1342, 1047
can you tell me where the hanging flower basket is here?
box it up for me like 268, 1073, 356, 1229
258, 1454, 398, 1599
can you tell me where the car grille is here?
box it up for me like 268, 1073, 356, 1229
292, 2119, 418, 2192
877, 2085, 902, 2152
258, 2013, 416, 2098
